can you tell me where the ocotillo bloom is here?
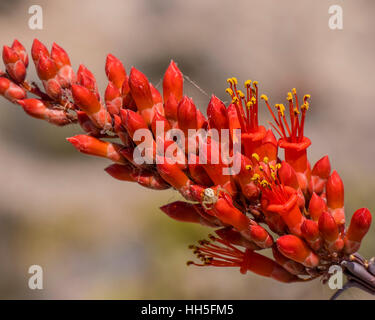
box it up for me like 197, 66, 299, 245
0, 38, 373, 286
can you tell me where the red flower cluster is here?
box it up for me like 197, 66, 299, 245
0, 39, 373, 285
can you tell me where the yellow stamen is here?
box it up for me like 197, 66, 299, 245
226, 78, 233, 85
278, 104, 286, 116
301, 102, 309, 111
260, 179, 269, 187
287, 92, 293, 101
293, 107, 300, 114
237, 90, 245, 98
251, 173, 260, 181
260, 94, 268, 102
252, 153, 260, 161
231, 77, 238, 85
246, 101, 253, 109
225, 88, 234, 96
253, 81, 258, 86
276, 163, 281, 169
259, 166, 264, 171
245, 164, 252, 170
271, 172, 276, 180
292, 88, 297, 95
263, 156, 269, 164
251, 97, 256, 104
244, 80, 252, 87
232, 97, 239, 104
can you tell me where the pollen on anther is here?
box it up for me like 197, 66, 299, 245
260, 94, 268, 101
245, 164, 252, 170
244, 80, 252, 87
252, 153, 260, 161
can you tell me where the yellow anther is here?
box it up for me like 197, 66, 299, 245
271, 172, 276, 180
287, 92, 293, 101
251, 173, 260, 181
244, 80, 252, 87
276, 163, 281, 169
226, 78, 233, 85
251, 96, 256, 104
260, 94, 268, 101
301, 102, 309, 111
260, 179, 269, 187
253, 80, 258, 86
292, 88, 297, 95
245, 164, 252, 170
269, 164, 275, 171
231, 77, 238, 85
259, 166, 264, 171
293, 107, 300, 114
225, 88, 234, 96
304, 94, 311, 101
263, 157, 269, 164
252, 153, 260, 161
237, 90, 245, 98
278, 104, 286, 116
246, 101, 253, 109
232, 97, 239, 104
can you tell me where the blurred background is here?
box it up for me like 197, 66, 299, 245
0, 0, 375, 299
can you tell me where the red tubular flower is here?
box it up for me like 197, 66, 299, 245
67, 134, 126, 164
36, 54, 62, 100
104, 163, 134, 181
51, 43, 71, 69
189, 236, 298, 283
277, 235, 320, 267
163, 60, 183, 103
318, 211, 344, 252
0, 77, 26, 102
344, 208, 372, 254
326, 170, 345, 228
164, 93, 178, 124
2, 45, 26, 83
17, 99, 73, 126
105, 54, 127, 89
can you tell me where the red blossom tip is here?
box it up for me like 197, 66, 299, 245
71, 84, 101, 114
207, 95, 228, 130
326, 170, 344, 209
312, 155, 331, 179
105, 54, 127, 89
129, 67, 154, 111
163, 60, 183, 103
11, 39, 28, 67
51, 42, 71, 69
31, 39, 49, 64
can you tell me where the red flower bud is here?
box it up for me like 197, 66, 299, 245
104, 163, 133, 181
11, 39, 28, 67
344, 208, 372, 254
120, 109, 148, 139
207, 95, 228, 130
312, 155, 331, 179
301, 219, 322, 251
105, 54, 126, 89
2, 45, 26, 83
77, 64, 99, 98
72, 84, 101, 114
177, 96, 197, 134
150, 83, 162, 104
164, 93, 178, 122
272, 245, 306, 275
160, 201, 217, 226
308, 192, 327, 221
129, 67, 154, 111
36, 54, 58, 80
278, 161, 299, 189
277, 235, 319, 267
67, 134, 125, 164
31, 39, 49, 64
51, 42, 71, 69
105, 81, 122, 115
163, 60, 183, 103
326, 170, 344, 209
318, 211, 344, 252
0, 77, 26, 102
17, 98, 73, 126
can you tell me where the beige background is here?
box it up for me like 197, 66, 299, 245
0, 0, 374, 299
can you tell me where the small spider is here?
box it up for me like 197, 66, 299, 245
201, 187, 231, 210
